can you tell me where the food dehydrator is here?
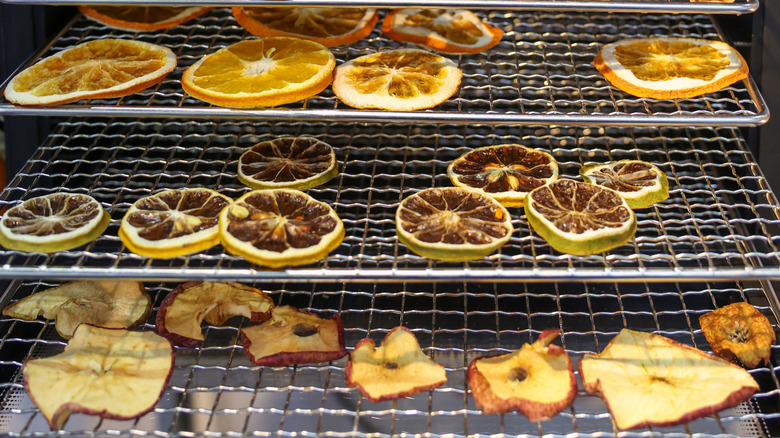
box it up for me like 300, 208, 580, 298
0, 1, 779, 437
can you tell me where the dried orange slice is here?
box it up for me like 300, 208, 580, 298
447, 144, 559, 207
396, 187, 513, 261
78, 5, 212, 31
238, 136, 338, 190
332, 48, 461, 111
232, 7, 378, 47
524, 179, 637, 255
4, 38, 176, 106
382, 9, 503, 54
219, 189, 344, 269
580, 160, 669, 209
119, 188, 232, 258
181, 37, 335, 108
594, 37, 748, 99
0, 193, 109, 253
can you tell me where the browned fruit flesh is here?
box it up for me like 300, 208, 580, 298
450, 145, 556, 193
126, 189, 229, 242
240, 137, 334, 183
700, 302, 776, 368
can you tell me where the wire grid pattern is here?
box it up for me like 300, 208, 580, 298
0, 9, 767, 127
0, 119, 778, 281
0, 279, 777, 437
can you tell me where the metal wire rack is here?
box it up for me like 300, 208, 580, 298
0, 10, 768, 127
0, 118, 778, 282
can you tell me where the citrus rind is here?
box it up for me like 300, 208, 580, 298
447, 144, 559, 207
0, 193, 110, 253
594, 37, 748, 99
524, 179, 637, 255
232, 7, 378, 47
396, 187, 514, 262
382, 9, 503, 54
78, 5, 212, 32
4, 38, 177, 106
580, 160, 669, 209
237, 137, 338, 190
219, 189, 344, 269
181, 37, 335, 108
332, 48, 462, 111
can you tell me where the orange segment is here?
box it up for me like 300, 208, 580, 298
232, 7, 378, 47
78, 5, 212, 31
4, 38, 176, 106
181, 38, 335, 108
382, 9, 503, 54
594, 37, 748, 99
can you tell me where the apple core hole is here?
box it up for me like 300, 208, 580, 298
292, 323, 319, 337
509, 367, 528, 382
384, 362, 399, 370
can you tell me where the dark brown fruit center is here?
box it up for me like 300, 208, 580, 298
509, 367, 528, 382
292, 323, 320, 337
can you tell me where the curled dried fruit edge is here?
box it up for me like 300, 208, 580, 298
699, 302, 776, 368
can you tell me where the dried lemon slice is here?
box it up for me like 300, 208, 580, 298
232, 7, 378, 47
580, 160, 669, 209
447, 144, 559, 207
219, 189, 344, 269
0, 193, 110, 253
182, 37, 335, 108
332, 48, 462, 111
382, 9, 503, 54
4, 38, 176, 106
78, 5, 212, 31
524, 179, 637, 255
594, 37, 748, 99
238, 136, 338, 190
396, 187, 513, 261
119, 188, 232, 258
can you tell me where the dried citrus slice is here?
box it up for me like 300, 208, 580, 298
238, 136, 338, 190
396, 187, 513, 261
447, 144, 559, 207
0, 193, 109, 253
524, 179, 637, 255
78, 5, 212, 31
119, 188, 232, 258
332, 48, 462, 111
4, 38, 176, 106
219, 189, 344, 269
382, 9, 503, 54
232, 7, 378, 47
181, 37, 335, 108
580, 160, 669, 209
594, 37, 748, 99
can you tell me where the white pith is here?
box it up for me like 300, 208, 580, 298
581, 164, 662, 200
0, 194, 104, 245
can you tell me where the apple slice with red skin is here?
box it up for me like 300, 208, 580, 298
156, 281, 273, 347
2, 280, 151, 338
467, 329, 576, 420
579, 328, 760, 430
241, 305, 346, 366
345, 326, 447, 403
23, 324, 174, 430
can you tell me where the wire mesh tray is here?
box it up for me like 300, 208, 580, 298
0, 118, 779, 282
0, 279, 777, 436
0, 10, 768, 127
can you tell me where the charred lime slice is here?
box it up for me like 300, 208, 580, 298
238, 136, 338, 190
524, 179, 636, 255
219, 189, 344, 268
396, 186, 514, 261
448, 144, 559, 207
0, 193, 110, 253
580, 160, 669, 209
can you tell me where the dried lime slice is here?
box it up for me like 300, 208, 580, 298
396, 186, 513, 261
219, 189, 344, 268
119, 188, 232, 258
580, 160, 669, 209
447, 144, 559, 207
0, 193, 110, 253
238, 137, 338, 190
524, 179, 637, 255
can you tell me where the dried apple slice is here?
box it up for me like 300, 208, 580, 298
2, 280, 151, 338
467, 329, 576, 419
155, 281, 274, 347
579, 328, 760, 430
241, 305, 346, 366
345, 326, 447, 402
23, 325, 174, 430
699, 302, 775, 368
